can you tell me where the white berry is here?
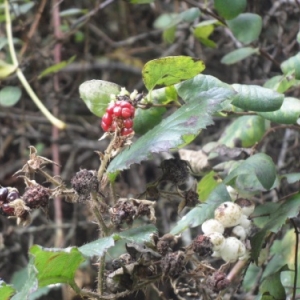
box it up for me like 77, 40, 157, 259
202, 219, 224, 235
214, 202, 242, 228
220, 237, 246, 263
235, 198, 255, 216
232, 225, 247, 241
239, 214, 251, 233
205, 232, 225, 251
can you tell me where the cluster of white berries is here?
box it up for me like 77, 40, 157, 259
201, 199, 255, 263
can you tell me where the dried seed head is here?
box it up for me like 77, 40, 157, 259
192, 235, 214, 257
207, 271, 230, 292
71, 169, 99, 201
109, 200, 136, 226
156, 234, 179, 256
161, 251, 186, 278
23, 185, 51, 209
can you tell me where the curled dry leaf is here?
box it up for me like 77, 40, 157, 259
178, 149, 210, 176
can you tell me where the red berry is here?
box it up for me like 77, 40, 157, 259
2, 204, 14, 216
106, 103, 115, 114
102, 113, 112, 126
110, 122, 117, 131
113, 106, 122, 117
130, 106, 135, 117
123, 118, 133, 128
119, 101, 132, 109
121, 108, 132, 119
101, 120, 110, 132
121, 128, 133, 136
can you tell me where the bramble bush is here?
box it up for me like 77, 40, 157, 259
1, 0, 300, 300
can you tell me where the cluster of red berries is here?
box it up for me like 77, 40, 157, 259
101, 100, 135, 136
0, 187, 19, 216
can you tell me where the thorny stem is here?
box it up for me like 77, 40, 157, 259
37, 168, 62, 187
98, 255, 106, 296
290, 218, 299, 300
4, 0, 66, 130
97, 132, 118, 181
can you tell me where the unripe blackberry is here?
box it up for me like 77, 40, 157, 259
207, 271, 230, 292
0, 187, 8, 202
161, 251, 186, 278
71, 169, 99, 201
7, 190, 20, 202
23, 185, 51, 209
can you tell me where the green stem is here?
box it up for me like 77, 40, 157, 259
4, 0, 66, 130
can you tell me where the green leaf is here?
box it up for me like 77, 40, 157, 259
30, 245, 85, 287
0, 86, 22, 107
175, 74, 234, 101
107, 81, 235, 173
38, 56, 76, 79
264, 75, 300, 93
11, 258, 39, 300
116, 224, 157, 243
0, 281, 15, 300
251, 193, 300, 262
179, 7, 201, 22
60, 8, 86, 17
197, 171, 220, 201
259, 266, 288, 300
142, 56, 205, 91
214, 0, 247, 20
0, 60, 16, 79
227, 13, 262, 44
281, 52, 300, 79
193, 20, 217, 48
170, 183, 231, 234
162, 26, 176, 44
79, 225, 157, 257
147, 85, 178, 104
133, 107, 166, 135
79, 236, 115, 258
258, 97, 300, 124
153, 13, 179, 29
79, 80, 121, 117
281, 172, 300, 184
224, 153, 277, 191
231, 84, 284, 112
218, 115, 267, 148
221, 47, 259, 65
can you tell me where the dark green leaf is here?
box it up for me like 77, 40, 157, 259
0, 86, 22, 107
133, 107, 166, 135
224, 153, 277, 191
0, 281, 15, 300
147, 85, 178, 105
130, 0, 155, 3
38, 56, 76, 79
258, 97, 300, 124
214, 0, 246, 20
281, 52, 300, 80
259, 266, 288, 300
79, 236, 115, 258
170, 184, 231, 234
30, 245, 85, 287
142, 56, 205, 91
107, 83, 235, 173
227, 13, 262, 44
179, 8, 201, 22
218, 115, 267, 148
175, 74, 234, 101
79, 80, 121, 117
251, 193, 300, 262
231, 84, 284, 112
221, 47, 259, 65
153, 13, 178, 29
